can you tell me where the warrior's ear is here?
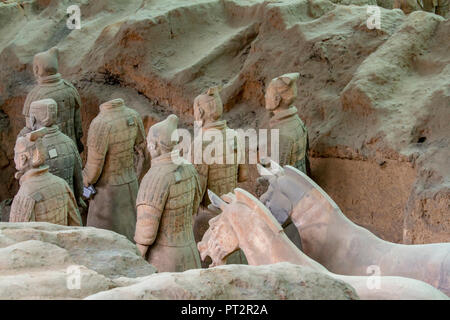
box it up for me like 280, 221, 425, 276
19, 153, 28, 167
29, 115, 37, 130
30, 146, 41, 166
198, 107, 205, 118
274, 93, 282, 107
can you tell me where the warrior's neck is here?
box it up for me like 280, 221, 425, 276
38, 73, 61, 85
269, 106, 297, 126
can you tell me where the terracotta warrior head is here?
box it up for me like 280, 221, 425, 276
147, 114, 179, 159
29, 98, 58, 130
14, 128, 48, 179
33, 47, 59, 79
265, 73, 299, 111
193, 86, 223, 125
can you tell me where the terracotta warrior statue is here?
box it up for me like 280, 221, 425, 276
190, 87, 248, 265
198, 188, 448, 300
22, 47, 83, 152
264, 73, 309, 175
258, 161, 450, 296
27, 98, 85, 217
83, 98, 146, 241
9, 128, 82, 226
134, 114, 202, 272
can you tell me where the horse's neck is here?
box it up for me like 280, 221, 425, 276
292, 196, 359, 260
291, 195, 386, 267
233, 214, 328, 272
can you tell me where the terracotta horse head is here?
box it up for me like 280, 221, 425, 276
197, 185, 449, 300
258, 161, 344, 228
197, 188, 303, 268
257, 161, 450, 298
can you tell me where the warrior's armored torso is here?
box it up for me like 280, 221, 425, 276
270, 106, 308, 173
194, 120, 241, 206
41, 125, 82, 194
137, 153, 201, 247
86, 99, 145, 186
23, 74, 82, 145
137, 154, 200, 246
9, 166, 81, 226
206, 162, 238, 203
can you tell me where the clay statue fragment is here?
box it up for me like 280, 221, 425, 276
27, 98, 85, 219
394, 0, 449, 17
198, 188, 448, 300
134, 114, 202, 272
83, 98, 146, 241
9, 128, 82, 226
22, 47, 84, 152
259, 162, 450, 296
264, 73, 309, 174
190, 86, 248, 265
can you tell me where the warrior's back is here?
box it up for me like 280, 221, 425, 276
138, 162, 199, 247
197, 125, 240, 206
10, 169, 77, 225
41, 128, 79, 192
273, 114, 308, 171
89, 106, 141, 186
23, 79, 81, 143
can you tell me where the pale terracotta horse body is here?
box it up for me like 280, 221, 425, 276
258, 163, 450, 297
198, 188, 448, 300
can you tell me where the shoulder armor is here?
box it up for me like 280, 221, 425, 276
137, 166, 176, 211
62, 79, 76, 89
183, 162, 197, 179
62, 79, 80, 96
62, 80, 81, 106
298, 117, 307, 131
10, 194, 35, 222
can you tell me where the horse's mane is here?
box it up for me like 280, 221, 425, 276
234, 188, 283, 234
285, 166, 341, 210
284, 166, 349, 222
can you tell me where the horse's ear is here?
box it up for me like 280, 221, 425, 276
208, 189, 226, 210
234, 188, 283, 234
256, 163, 273, 177
284, 165, 342, 213
221, 192, 236, 203
270, 160, 284, 177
